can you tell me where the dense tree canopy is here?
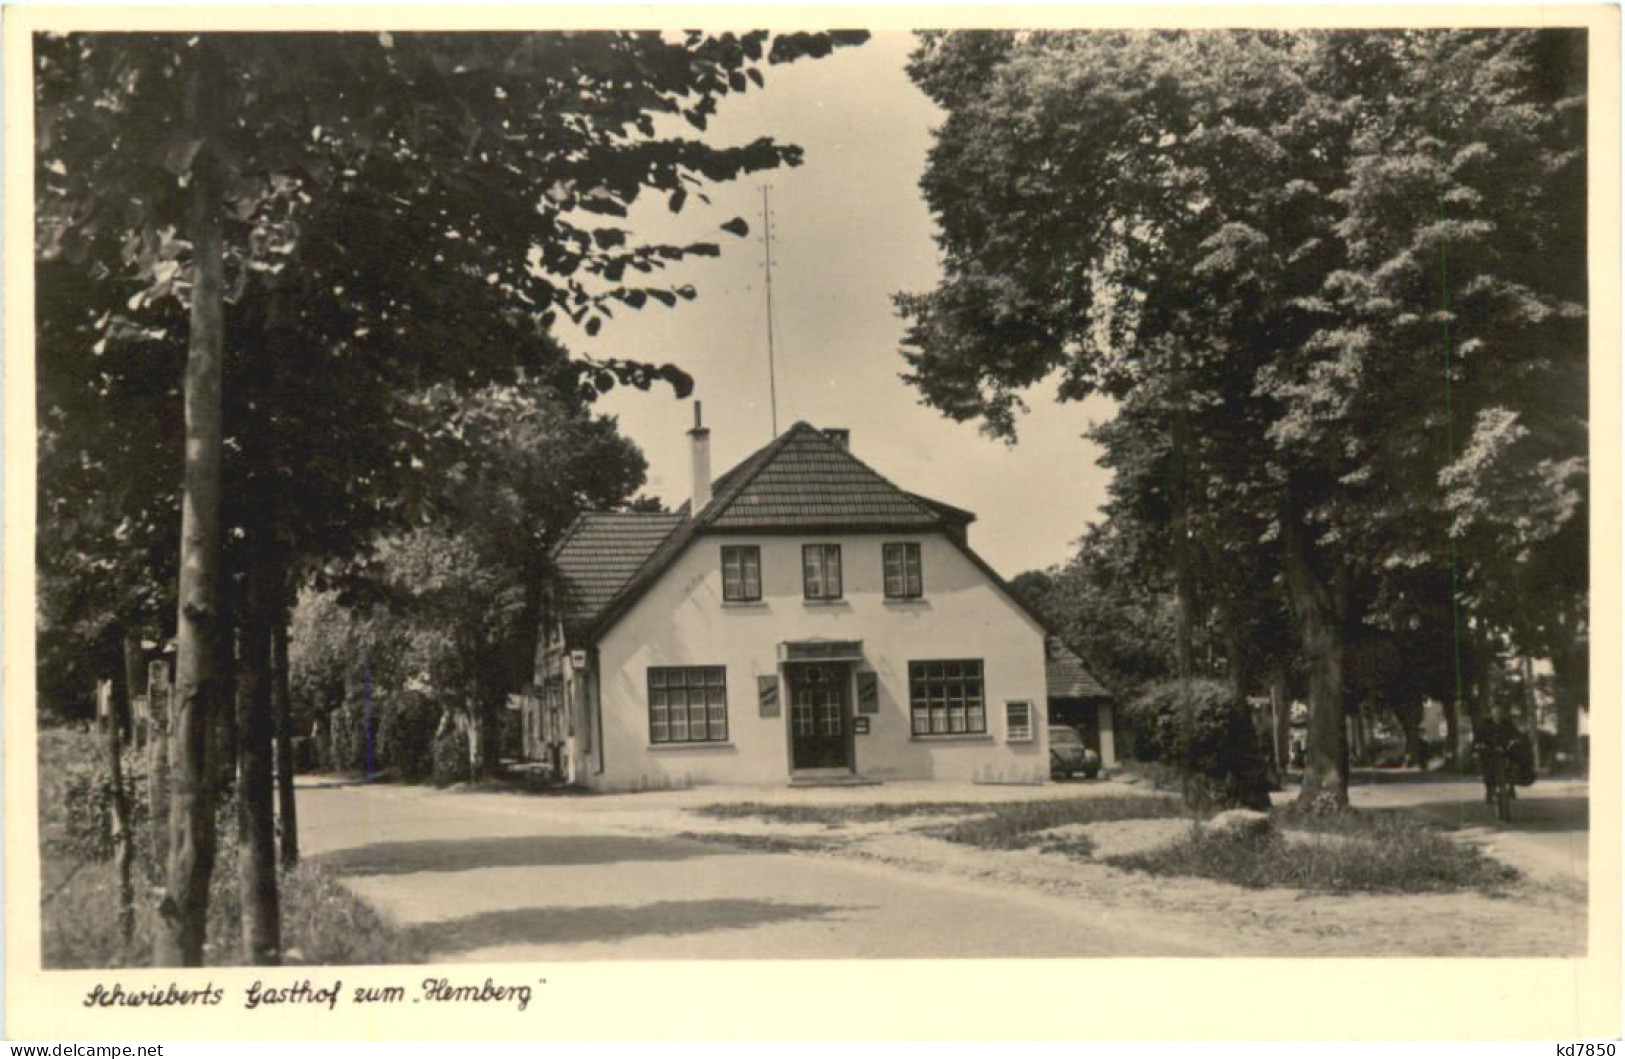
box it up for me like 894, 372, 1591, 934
899, 29, 1587, 802
37, 28, 868, 966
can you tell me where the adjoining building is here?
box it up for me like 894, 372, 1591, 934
1045, 639, 1116, 767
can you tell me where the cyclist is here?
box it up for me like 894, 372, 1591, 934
1474, 707, 1526, 810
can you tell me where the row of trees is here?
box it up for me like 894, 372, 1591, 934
37, 30, 866, 966
900, 29, 1589, 802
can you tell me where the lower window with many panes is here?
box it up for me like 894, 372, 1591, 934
908, 659, 986, 735
648, 665, 729, 744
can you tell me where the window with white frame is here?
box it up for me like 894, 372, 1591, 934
802, 543, 843, 600
1005, 701, 1034, 742
883, 542, 924, 599
908, 659, 986, 735
721, 545, 762, 602
648, 666, 728, 744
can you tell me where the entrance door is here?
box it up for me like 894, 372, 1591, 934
788, 663, 852, 770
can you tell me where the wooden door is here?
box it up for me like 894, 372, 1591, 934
789, 663, 851, 770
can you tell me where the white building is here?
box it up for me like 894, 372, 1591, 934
532, 412, 1058, 790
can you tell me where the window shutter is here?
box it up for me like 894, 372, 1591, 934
857, 671, 879, 715
757, 675, 780, 717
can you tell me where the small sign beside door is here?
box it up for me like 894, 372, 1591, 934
757, 675, 780, 717
856, 671, 879, 714
853, 717, 870, 735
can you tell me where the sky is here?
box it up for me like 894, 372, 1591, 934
551, 31, 1117, 577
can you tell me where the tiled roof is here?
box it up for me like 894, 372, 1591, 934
905, 491, 976, 526
551, 512, 684, 629
555, 421, 1043, 642
1046, 638, 1111, 700
700, 423, 942, 530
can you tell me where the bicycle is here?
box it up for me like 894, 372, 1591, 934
1491, 763, 1515, 823
1480, 744, 1517, 823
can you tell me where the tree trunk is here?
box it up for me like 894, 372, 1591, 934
1553, 693, 1580, 768
273, 618, 299, 869
147, 659, 171, 869
1218, 597, 1248, 706
1282, 491, 1348, 807
361, 655, 376, 777
1268, 662, 1291, 773
235, 545, 281, 965
213, 608, 238, 793
1173, 555, 1195, 681
1444, 696, 1462, 772
1550, 614, 1585, 769
1170, 348, 1195, 681
121, 635, 145, 745
1402, 722, 1423, 771
156, 41, 224, 969
107, 636, 139, 946
1520, 655, 1542, 772
1476, 634, 1500, 724
466, 705, 490, 780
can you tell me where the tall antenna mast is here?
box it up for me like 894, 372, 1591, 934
762, 185, 780, 438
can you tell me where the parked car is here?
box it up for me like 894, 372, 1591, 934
1049, 724, 1102, 780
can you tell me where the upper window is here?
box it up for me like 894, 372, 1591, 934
802, 544, 843, 601
648, 666, 728, 744
721, 545, 762, 602
908, 660, 986, 735
883, 542, 924, 600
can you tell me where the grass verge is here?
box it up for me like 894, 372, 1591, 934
43, 848, 428, 968
39, 724, 425, 968
1105, 814, 1521, 894
933, 795, 1190, 850
689, 800, 992, 827
674, 831, 840, 854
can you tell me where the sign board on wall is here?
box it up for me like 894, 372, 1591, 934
856, 671, 879, 714
757, 675, 780, 717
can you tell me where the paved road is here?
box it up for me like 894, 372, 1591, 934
298, 780, 1210, 961
1276, 773, 1590, 884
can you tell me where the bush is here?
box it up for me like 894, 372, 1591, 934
326, 700, 376, 775
431, 726, 470, 787
60, 769, 147, 864
1126, 680, 1272, 812
1123, 686, 1181, 765
377, 693, 441, 782
329, 693, 455, 782
41, 729, 155, 873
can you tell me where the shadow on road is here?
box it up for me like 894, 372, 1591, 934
1405, 796, 1590, 834
404, 898, 847, 955
1346, 769, 1484, 786
314, 833, 743, 876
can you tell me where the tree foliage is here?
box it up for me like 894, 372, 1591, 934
37, 28, 867, 965
899, 29, 1588, 799
293, 382, 649, 777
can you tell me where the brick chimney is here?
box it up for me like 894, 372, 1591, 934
821, 427, 850, 451
688, 401, 712, 513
